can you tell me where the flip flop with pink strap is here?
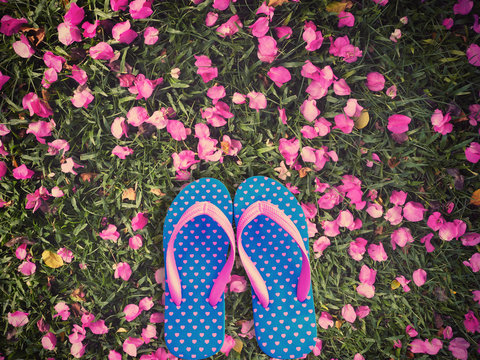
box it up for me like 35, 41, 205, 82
163, 178, 235, 360
234, 176, 317, 359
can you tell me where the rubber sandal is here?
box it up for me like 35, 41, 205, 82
234, 176, 317, 359
163, 178, 235, 360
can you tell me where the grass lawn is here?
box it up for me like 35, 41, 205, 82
1, 0, 480, 359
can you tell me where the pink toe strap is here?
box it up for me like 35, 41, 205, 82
237, 201, 311, 308
166, 202, 235, 307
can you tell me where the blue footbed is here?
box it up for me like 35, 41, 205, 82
234, 176, 317, 359
163, 178, 233, 360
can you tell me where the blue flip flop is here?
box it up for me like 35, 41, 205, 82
234, 176, 317, 359
163, 178, 235, 360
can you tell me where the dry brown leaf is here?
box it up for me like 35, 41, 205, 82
71, 287, 85, 302
150, 188, 166, 196
221, 141, 230, 154
268, 0, 289, 7
233, 338, 243, 353
20, 26, 45, 45
335, 320, 343, 329
5, 236, 34, 247
326, 1, 353, 13
299, 167, 312, 178
470, 189, 480, 205
387, 157, 400, 169
80, 173, 98, 182
122, 188, 136, 201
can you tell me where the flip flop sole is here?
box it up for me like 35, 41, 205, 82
234, 176, 316, 359
164, 178, 233, 360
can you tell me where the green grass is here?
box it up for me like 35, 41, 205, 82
1, 0, 480, 359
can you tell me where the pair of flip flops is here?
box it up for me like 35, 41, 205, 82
163, 176, 317, 360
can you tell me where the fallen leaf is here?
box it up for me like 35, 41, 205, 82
387, 157, 400, 169
354, 109, 369, 129
71, 287, 85, 302
117, 328, 128, 333
298, 167, 312, 178
80, 173, 98, 182
5, 236, 34, 247
470, 189, 480, 205
221, 141, 230, 154
375, 226, 384, 235
268, 0, 289, 7
326, 1, 353, 13
150, 188, 166, 196
20, 26, 45, 45
391, 279, 401, 290
122, 188, 136, 201
335, 320, 343, 329
42, 250, 64, 268
233, 338, 243, 353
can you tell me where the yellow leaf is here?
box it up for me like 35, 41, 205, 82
42, 250, 64, 268
326, 1, 352, 13
335, 320, 343, 329
233, 338, 243, 353
354, 109, 370, 129
268, 0, 289, 6
150, 188, 166, 197
116, 327, 128, 333
470, 189, 480, 205
122, 188, 136, 201
391, 279, 401, 290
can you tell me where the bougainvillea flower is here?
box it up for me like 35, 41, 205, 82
386, 84, 397, 98
467, 44, 480, 66
443, 326, 453, 339
333, 113, 354, 134
8, 311, 29, 327
257, 35, 278, 63
461, 233, 480, 246
229, 274, 247, 292
473, 15, 480, 34
47, 139, 70, 156
127, 106, 149, 126
372, 0, 389, 5
342, 304, 357, 323
359, 264, 377, 285
391, 227, 414, 250
13, 164, 34, 180
453, 0, 473, 15
42, 68, 58, 89
18, 261, 36, 275
111, 117, 128, 139
0, 161, 7, 180
205, 12, 219, 27
144, 26, 159, 44
250, 17, 269, 38
172, 150, 198, 172
431, 109, 453, 135
82, 20, 99, 38
128, 234, 143, 250
303, 21, 323, 51
112, 20, 138, 44
396, 275, 411, 292
0, 71, 10, 90
131, 212, 148, 231
198, 137, 222, 162
99, 224, 120, 242
57, 22, 82, 46
216, 15, 243, 38
221, 135, 242, 156
89, 42, 115, 60
123, 337, 144, 357
256, 1, 274, 20
124, 304, 142, 321
278, 138, 299, 166
150, 312, 164, 323
275, 26, 292, 39
356, 306, 370, 320
366, 72, 385, 91
71, 342, 86, 358
0, 15, 28, 36
300, 99, 320, 122
141, 325, 157, 344
213, 0, 231, 11
420, 233, 435, 253
139, 297, 153, 312
247, 91, 267, 111
71, 87, 94, 108
313, 236, 330, 258
166, 119, 191, 141
64, 2, 84, 25
329, 35, 363, 63
112, 145, 133, 159
357, 282, 375, 298
443, 18, 454, 30
439, 220, 466, 241
387, 114, 411, 134
53, 302, 71, 320
114, 262, 132, 281
344, 98, 363, 118
469, 104, 480, 125
403, 201, 426, 222
26, 120, 54, 144
368, 242, 388, 261
390, 190, 407, 205
348, 237, 368, 261
57, 247, 73, 262
207, 85, 226, 104
194, 55, 218, 83
333, 79, 351, 95
16, 244, 28, 260
406, 325, 418, 337
267, 66, 291, 87
220, 335, 236, 356
318, 311, 334, 329
43, 52, 66, 73
25, 186, 50, 212
412, 268, 427, 286
129, 74, 162, 100
68, 65, 88, 85
88, 320, 108, 335
111, 0, 129, 11
465, 142, 480, 163
129, 0, 153, 19
449, 337, 470, 360
366, 202, 383, 218
41, 332, 57, 350
13, 34, 35, 58
464, 311, 480, 333
321, 219, 340, 237
338, 11, 355, 28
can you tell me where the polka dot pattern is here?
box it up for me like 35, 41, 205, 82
163, 178, 233, 360
234, 176, 317, 359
